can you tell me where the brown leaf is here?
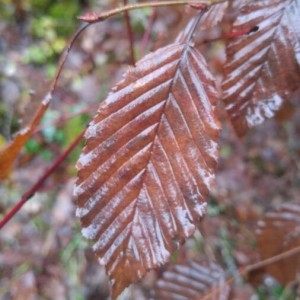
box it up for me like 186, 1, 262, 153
256, 200, 300, 284
0, 93, 51, 180
154, 259, 229, 300
74, 16, 221, 299
222, 0, 300, 136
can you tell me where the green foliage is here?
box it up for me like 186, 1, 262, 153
60, 233, 88, 300
129, 7, 152, 33
63, 112, 89, 166
29, 0, 80, 36
25, 138, 41, 154
207, 197, 227, 217
25, 108, 88, 164
24, 1, 79, 64
0, 0, 15, 20
256, 282, 293, 300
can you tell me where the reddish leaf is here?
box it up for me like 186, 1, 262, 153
222, 0, 300, 136
256, 200, 300, 284
154, 259, 229, 300
74, 15, 221, 299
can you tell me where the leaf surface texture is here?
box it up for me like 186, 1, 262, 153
222, 0, 300, 136
154, 259, 229, 300
74, 19, 221, 298
256, 200, 300, 284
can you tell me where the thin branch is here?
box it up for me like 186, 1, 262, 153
50, 23, 91, 93
78, 0, 214, 23
123, 0, 136, 65
202, 245, 300, 299
0, 129, 86, 230
243, 245, 300, 275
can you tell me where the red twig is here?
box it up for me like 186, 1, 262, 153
123, 0, 135, 65
0, 129, 86, 230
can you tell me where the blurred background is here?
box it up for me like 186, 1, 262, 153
0, 1, 299, 299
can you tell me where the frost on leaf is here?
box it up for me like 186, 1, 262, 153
154, 259, 229, 300
222, 0, 300, 136
74, 14, 221, 299
256, 200, 300, 284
